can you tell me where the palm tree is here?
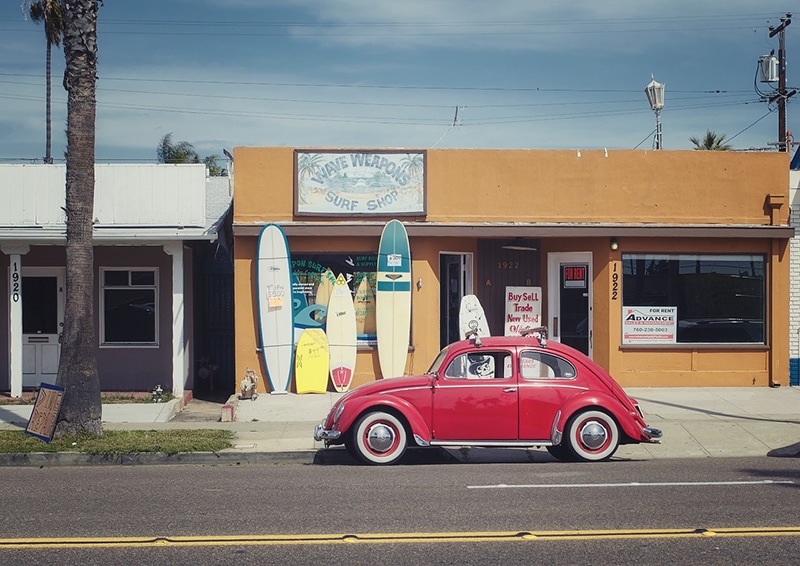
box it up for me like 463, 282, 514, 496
689, 130, 733, 151
23, 1, 65, 164
157, 133, 201, 164
55, 0, 101, 436
157, 133, 225, 175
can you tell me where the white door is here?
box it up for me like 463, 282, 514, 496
547, 252, 592, 357
22, 268, 65, 387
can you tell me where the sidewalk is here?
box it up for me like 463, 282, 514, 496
1, 387, 799, 466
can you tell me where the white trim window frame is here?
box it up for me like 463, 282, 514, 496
100, 267, 159, 348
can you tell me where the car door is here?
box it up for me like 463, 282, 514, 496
517, 348, 583, 440
431, 349, 517, 441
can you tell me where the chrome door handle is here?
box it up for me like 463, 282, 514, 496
503, 388, 517, 393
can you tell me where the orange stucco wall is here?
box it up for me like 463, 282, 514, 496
233, 147, 790, 390
234, 147, 789, 225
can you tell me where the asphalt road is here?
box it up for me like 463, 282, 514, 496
2, 456, 799, 565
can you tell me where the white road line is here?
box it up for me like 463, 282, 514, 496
467, 480, 796, 489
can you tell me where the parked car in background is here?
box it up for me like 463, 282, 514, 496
314, 329, 662, 465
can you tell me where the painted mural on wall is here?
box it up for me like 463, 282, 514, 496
295, 150, 426, 216
292, 253, 378, 344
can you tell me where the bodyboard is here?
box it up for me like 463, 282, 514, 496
294, 328, 329, 394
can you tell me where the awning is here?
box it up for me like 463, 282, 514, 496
233, 221, 794, 240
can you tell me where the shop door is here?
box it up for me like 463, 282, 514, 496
22, 268, 64, 387
547, 253, 592, 357
439, 253, 473, 349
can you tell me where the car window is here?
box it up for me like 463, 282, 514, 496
520, 350, 576, 380
444, 351, 512, 380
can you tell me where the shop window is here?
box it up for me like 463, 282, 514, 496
100, 268, 158, 346
622, 254, 765, 344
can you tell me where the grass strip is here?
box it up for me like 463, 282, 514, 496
0, 429, 234, 455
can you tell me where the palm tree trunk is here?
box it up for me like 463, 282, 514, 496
55, 0, 101, 436
45, 38, 52, 164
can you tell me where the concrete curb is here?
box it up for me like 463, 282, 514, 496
2, 441, 799, 467
0, 450, 322, 468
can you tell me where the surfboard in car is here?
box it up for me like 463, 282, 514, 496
459, 294, 491, 339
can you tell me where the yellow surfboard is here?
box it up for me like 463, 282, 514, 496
354, 276, 377, 338
314, 268, 336, 322
294, 328, 329, 394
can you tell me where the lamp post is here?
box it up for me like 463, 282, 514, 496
645, 76, 665, 150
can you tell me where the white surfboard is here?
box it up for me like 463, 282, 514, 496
376, 219, 411, 378
326, 274, 358, 392
459, 294, 491, 339
256, 223, 294, 394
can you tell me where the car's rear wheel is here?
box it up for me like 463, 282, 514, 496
350, 411, 408, 465
565, 409, 619, 461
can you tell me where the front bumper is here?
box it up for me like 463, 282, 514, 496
314, 423, 342, 442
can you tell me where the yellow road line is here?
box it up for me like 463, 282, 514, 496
2, 527, 800, 549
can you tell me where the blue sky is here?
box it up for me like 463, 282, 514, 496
1, 1, 798, 163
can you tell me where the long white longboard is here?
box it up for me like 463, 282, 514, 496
256, 223, 294, 394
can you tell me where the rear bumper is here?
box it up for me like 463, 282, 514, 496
643, 427, 662, 443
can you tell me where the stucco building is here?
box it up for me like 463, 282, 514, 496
233, 147, 792, 391
1, 164, 232, 398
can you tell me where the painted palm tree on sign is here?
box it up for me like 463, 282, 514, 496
689, 130, 733, 151
56, 0, 101, 436
22, 0, 65, 164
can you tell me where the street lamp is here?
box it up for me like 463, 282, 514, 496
645, 75, 665, 150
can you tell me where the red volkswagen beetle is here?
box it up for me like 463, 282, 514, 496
314, 329, 661, 465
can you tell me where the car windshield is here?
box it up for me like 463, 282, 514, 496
427, 346, 451, 374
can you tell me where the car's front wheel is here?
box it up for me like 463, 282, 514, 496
348, 411, 408, 465
545, 444, 573, 461
564, 409, 619, 461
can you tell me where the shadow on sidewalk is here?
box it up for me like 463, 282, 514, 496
634, 396, 800, 426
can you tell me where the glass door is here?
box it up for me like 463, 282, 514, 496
547, 253, 592, 357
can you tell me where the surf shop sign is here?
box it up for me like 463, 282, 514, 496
294, 149, 426, 216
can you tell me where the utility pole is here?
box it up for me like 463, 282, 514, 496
770, 13, 795, 152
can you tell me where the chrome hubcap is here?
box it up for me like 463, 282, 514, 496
366, 423, 395, 453
580, 422, 607, 450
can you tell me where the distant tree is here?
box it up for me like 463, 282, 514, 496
157, 133, 225, 175
689, 130, 733, 151
22, 0, 65, 164
204, 154, 224, 176
56, 0, 101, 437
157, 133, 201, 164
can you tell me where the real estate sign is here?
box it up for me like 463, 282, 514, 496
622, 306, 677, 344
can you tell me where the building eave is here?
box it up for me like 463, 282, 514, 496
232, 221, 795, 239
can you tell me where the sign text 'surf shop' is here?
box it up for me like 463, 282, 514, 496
294, 150, 427, 216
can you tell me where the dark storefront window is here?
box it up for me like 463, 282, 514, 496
622, 254, 765, 343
